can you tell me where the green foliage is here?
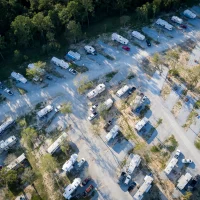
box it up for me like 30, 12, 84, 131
67, 20, 82, 43
150, 145, 160, 153
194, 101, 200, 109
194, 139, 200, 150
0, 168, 18, 187
60, 102, 72, 114
182, 191, 192, 200
21, 167, 36, 185
40, 154, 58, 173
169, 69, 179, 77
120, 15, 130, 27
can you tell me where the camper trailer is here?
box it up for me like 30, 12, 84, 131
7, 153, 26, 170
177, 173, 192, 190
51, 57, 69, 69
37, 105, 53, 118
111, 33, 129, 45
11, 72, 27, 84
103, 98, 114, 110
84, 46, 96, 55
183, 9, 196, 19
87, 84, 106, 99
127, 154, 141, 175
0, 136, 17, 153
135, 117, 149, 132
116, 85, 129, 97
164, 157, 178, 175
132, 31, 145, 40
62, 154, 78, 172
156, 18, 173, 30
105, 125, 120, 142
67, 51, 81, 61
0, 118, 15, 135
171, 16, 183, 24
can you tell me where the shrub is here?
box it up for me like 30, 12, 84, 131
150, 146, 160, 153
194, 139, 200, 150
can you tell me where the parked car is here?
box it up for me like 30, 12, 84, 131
141, 95, 148, 103
122, 46, 130, 51
90, 104, 98, 112
135, 106, 142, 113
83, 184, 94, 196
118, 171, 126, 183
182, 159, 193, 164
4, 88, 13, 95
124, 175, 131, 185
128, 182, 137, 192
46, 75, 53, 80
88, 112, 98, 121
103, 120, 112, 132
180, 24, 187, 29
82, 177, 91, 186
174, 149, 181, 158
128, 87, 136, 95
55, 105, 61, 112
146, 40, 151, 47
77, 158, 86, 168
69, 68, 77, 75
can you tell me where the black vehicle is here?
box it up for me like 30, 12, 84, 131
46, 75, 53, 80
118, 171, 126, 183
146, 40, 151, 47
128, 182, 137, 192
82, 177, 91, 186
128, 87, 136, 95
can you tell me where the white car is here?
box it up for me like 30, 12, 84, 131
55, 105, 61, 112
174, 149, 181, 158
4, 88, 13, 95
88, 112, 97, 121
69, 68, 77, 75
90, 104, 98, 112
124, 175, 131, 185
182, 159, 193, 164
77, 158, 86, 168
141, 96, 147, 103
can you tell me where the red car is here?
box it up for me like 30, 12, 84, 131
122, 46, 130, 51
83, 184, 94, 196
180, 24, 187, 29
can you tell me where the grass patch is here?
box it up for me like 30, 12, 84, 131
104, 54, 115, 60
127, 73, 135, 80
17, 87, 27, 95
105, 71, 118, 82
78, 81, 94, 94
150, 145, 160, 153
161, 84, 171, 100
69, 62, 88, 73
165, 135, 178, 153
183, 109, 198, 130
172, 100, 182, 116
194, 139, 200, 150
144, 153, 151, 163
194, 100, 200, 109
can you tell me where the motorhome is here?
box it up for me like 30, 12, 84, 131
66, 50, 81, 61
0, 118, 15, 135
183, 9, 196, 19
62, 154, 78, 172
103, 98, 114, 110
111, 33, 129, 45
132, 31, 145, 40
177, 173, 192, 190
87, 84, 106, 99
116, 85, 129, 97
164, 157, 178, 175
126, 154, 141, 175
51, 57, 69, 69
171, 16, 183, 24
7, 153, 26, 170
156, 18, 173, 30
135, 117, 149, 132
11, 72, 27, 84
84, 46, 96, 55
105, 125, 120, 142
37, 105, 53, 118
0, 136, 17, 153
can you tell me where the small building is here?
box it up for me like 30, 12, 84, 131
0, 136, 17, 153
135, 117, 149, 132
7, 153, 26, 170
87, 83, 106, 99
62, 153, 78, 172
116, 85, 129, 97
132, 31, 145, 41
164, 157, 178, 175
177, 173, 192, 190
67, 50, 81, 61
156, 18, 173, 30
134, 175, 153, 200
183, 9, 196, 19
0, 118, 15, 135
171, 16, 183, 24
63, 178, 81, 199
126, 154, 141, 175
11, 72, 27, 84
111, 33, 129, 45
37, 105, 53, 118
105, 125, 120, 142
51, 57, 69, 69
47, 132, 67, 154
103, 98, 114, 110
84, 46, 96, 55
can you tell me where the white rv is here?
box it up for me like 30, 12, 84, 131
177, 173, 192, 190
156, 18, 173, 30
0, 118, 15, 135
105, 125, 120, 142
7, 153, 26, 170
183, 9, 196, 19
63, 178, 81, 199
51, 57, 69, 69
116, 85, 129, 97
0, 136, 17, 153
37, 105, 53, 118
84, 46, 96, 55
103, 98, 114, 110
164, 157, 178, 175
11, 72, 27, 84
135, 117, 149, 132
132, 31, 145, 41
127, 154, 141, 175
111, 33, 129, 45
67, 50, 81, 61
87, 83, 106, 99
62, 153, 78, 172
171, 16, 183, 24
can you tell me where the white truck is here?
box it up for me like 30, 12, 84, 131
66, 50, 81, 61
116, 85, 129, 97
84, 45, 96, 55
87, 83, 106, 99
103, 98, 113, 110
105, 125, 120, 142
156, 18, 173, 30
171, 16, 183, 24
183, 9, 196, 19
132, 31, 145, 40
111, 33, 129, 45
51, 57, 69, 69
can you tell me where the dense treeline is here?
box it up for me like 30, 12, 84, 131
0, 0, 198, 61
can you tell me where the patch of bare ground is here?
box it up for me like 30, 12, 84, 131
171, 100, 183, 117
183, 109, 198, 130
140, 57, 157, 78
161, 83, 171, 100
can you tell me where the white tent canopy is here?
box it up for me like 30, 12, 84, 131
11, 72, 27, 84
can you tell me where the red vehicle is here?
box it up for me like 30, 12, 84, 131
83, 184, 94, 197
122, 46, 130, 51
180, 24, 187, 29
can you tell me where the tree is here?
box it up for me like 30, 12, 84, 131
40, 154, 58, 173
97, 103, 108, 118
0, 36, 6, 59
152, 53, 162, 71
11, 15, 34, 47
60, 102, 72, 114
66, 1, 80, 20
120, 16, 130, 27
0, 168, 17, 188
182, 191, 192, 200
60, 139, 70, 155
81, 0, 94, 27
26, 61, 46, 79
67, 20, 82, 43
21, 167, 36, 185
